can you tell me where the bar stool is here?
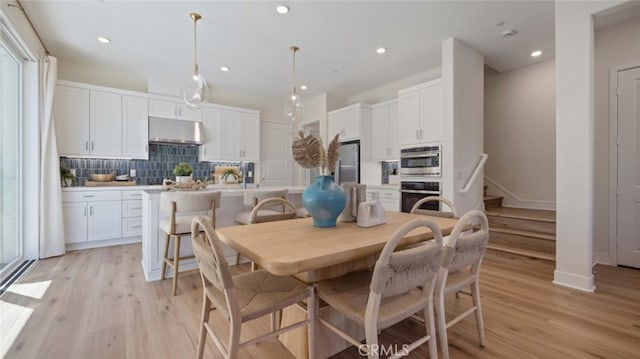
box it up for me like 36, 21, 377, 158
159, 190, 221, 296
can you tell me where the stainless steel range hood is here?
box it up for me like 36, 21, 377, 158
148, 117, 204, 145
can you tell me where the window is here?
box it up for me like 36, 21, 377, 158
0, 41, 22, 277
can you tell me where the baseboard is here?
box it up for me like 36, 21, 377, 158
484, 176, 556, 210
66, 237, 141, 251
553, 270, 595, 292
593, 251, 612, 266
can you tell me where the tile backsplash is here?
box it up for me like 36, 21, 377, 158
60, 144, 254, 186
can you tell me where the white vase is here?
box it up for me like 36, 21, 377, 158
176, 175, 193, 184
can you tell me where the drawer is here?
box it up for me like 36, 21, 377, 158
122, 200, 142, 217
62, 190, 122, 202
122, 217, 142, 237
380, 199, 399, 212
367, 190, 399, 201
122, 190, 143, 200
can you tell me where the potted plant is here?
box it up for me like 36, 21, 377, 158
222, 168, 239, 184
60, 164, 77, 187
173, 162, 194, 184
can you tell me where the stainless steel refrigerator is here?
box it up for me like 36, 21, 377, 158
335, 141, 360, 185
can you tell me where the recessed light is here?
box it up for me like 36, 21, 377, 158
220, 66, 230, 72
97, 36, 111, 44
376, 47, 387, 54
300, 85, 308, 90
501, 29, 517, 38
530, 50, 543, 57
276, 5, 289, 14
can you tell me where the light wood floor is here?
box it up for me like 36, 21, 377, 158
1, 244, 639, 358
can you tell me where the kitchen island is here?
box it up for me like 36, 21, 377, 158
140, 186, 304, 282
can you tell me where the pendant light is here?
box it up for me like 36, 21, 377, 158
182, 12, 209, 109
284, 46, 303, 123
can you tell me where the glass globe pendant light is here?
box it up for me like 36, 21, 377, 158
284, 46, 303, 123
182, 12, 209, 109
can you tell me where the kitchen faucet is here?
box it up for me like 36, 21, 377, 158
240, 161, 247, 189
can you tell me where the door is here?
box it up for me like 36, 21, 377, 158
90, 90, 122, 157
200, 107, 223, 161
222, 110, 241, 160
62, 202, 88, 244
122, 95, 149, 159
261, 121, 291, 186
398, 90, 421, 146
421, 83, 443, 143
89, 201, 122, 241
337, 142, 359, 184
55, 86, 90, 155
371, 104, 390, 160
241, 112, 260, 161
617, 66, 640, 268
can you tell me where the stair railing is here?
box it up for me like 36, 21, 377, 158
460, 153, 488, 194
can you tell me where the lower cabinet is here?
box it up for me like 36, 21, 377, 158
366, 188, 400, 212
62, 189, 141, 249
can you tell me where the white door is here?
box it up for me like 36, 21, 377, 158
398, 90, 421, 146
55, 86, 90, 156
617, 66, 640, 268
200, 107, 223, 161
241, 112, 260, 161
222, 110, 241, 160
261, 121, 291, 186
122, 95, 149, 159
62, 202, 88, 243
90, 91, 122, 157
421, 83, 443, 143
88, 201, 122, 241
371, 104, 390, 160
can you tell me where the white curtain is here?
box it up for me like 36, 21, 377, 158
39, 55, 65, 258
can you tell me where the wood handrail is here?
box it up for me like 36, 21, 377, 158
460, 153, 488, 194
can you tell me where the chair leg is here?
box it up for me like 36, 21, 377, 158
196, 294, 211, 359
425, 296, 438, 359
435, 291, 449, 359
307, 291, 317, 359
471, 281, 486, 347
172, 236, 181, 296
251, 261, 256, 272
228, 315, 242, 359
161, 234, 170, 280
364, 320, 379, 359
235, 252, 241, 266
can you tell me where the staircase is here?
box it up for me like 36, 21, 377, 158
483, 187, 556, 261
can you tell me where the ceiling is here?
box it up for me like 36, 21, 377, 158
20, 1, 555, 101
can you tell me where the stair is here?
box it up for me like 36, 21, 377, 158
483, 187, 556, 261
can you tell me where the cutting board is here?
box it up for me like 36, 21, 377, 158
85, 180, 137, 187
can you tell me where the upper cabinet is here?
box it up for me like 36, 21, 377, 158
200, 106, 260, 162
55, 82, 150, 159
148, 99, 202, 122
371, 100, 399, 160
327, 103, 371, 142
398, 79, 442, 147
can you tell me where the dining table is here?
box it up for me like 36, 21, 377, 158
215, 210, 459, 358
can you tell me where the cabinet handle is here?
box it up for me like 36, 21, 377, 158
91, 142, 94, 151
85, 141, 89, 151
89, 206, 93, 216
82, 195, 95, 198
145, 144, 148, 153
129, 194, 141, 197
132, 225, 142, 229
420, 129, 423, 139
131, 207, 142, 210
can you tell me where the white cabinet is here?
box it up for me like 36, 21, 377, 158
199, 107, 224, 161
240, 112, 260, 161
366, 188, 400, 212
55, 86, 90, 156
219, 109, 260, 161
91, 91, 122, 157
61, 191, 122, 246
327, 103, 371, 142
371, 100, 399, 160
122, 190, 143, 238
122, 96, 149, 159
398, 79, 442, 147
148, 99, 202, 122
55, 83, 149, 159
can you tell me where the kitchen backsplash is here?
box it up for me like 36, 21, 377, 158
60, 144, 254, 186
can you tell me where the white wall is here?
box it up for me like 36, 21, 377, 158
484, 60, 556, 209
346, 68, 441, 106
58, 58, 148, 92
593, 16, 640, 263
442, 38, 485, 215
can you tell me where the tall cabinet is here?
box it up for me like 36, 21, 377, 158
371, 100, 399, 160
199, 106, 260, 162
398, 79, 442, 147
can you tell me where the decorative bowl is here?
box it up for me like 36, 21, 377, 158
91, 172, 115, 182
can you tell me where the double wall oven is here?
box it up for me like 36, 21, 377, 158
399, 145, 442, 213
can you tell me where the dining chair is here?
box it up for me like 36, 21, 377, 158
233, 189, 289, 225
190, 215, 316, 359
159, 190, 221, 296
315, 218, 444, 359
243, 197, 298, 271
434, 210, 489, 359
410, 196, 458, 218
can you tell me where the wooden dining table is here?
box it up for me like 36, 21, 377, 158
215, 211, 459, 358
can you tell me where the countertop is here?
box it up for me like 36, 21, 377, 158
62, 184, 306, 195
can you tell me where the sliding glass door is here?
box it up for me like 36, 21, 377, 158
0, 42, 22, 276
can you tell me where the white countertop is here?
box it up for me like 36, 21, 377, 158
60, 183, 305, 192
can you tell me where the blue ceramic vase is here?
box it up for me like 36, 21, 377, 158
303, 175, 347, 227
